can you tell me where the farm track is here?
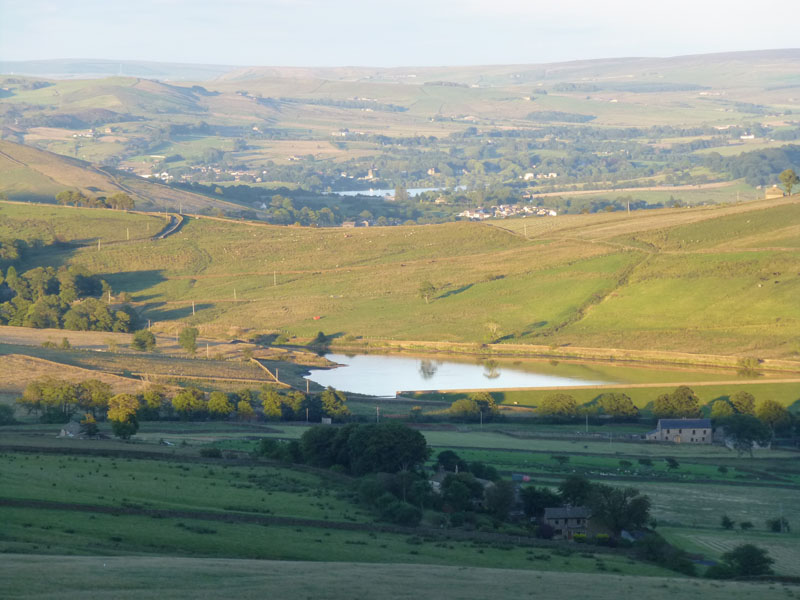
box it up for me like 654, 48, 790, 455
152, 214, 186, 239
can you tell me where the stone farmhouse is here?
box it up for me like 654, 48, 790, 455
646, 418, 712, 444
543, 506, 591, 540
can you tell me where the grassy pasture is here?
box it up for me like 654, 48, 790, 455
630, 481, 800, 530
3, 195, 800, 359
0, 201, 164, 245
10, 555, 777, 600
0, 452, 369, 522
660, 528, 800, 577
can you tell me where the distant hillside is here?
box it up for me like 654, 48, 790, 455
0, 140, 254, 214
0, 59, 236, 81
2, 49, 799, 88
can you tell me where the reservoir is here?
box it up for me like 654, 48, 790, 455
332, 187, 442, 198
303, 353, 747, 397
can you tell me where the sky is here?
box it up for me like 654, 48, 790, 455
1, 0, 798, 67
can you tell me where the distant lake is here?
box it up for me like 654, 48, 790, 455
332, 187, 453, 198
304, 353, 755, 397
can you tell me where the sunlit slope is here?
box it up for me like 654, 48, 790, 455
0, 140, 250, 213
502, 198, 800, 355
5, 196, 799, 357
0, 201, 163, 248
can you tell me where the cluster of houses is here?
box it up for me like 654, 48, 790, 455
458, 204, 557, 220
522, 172, 558, 181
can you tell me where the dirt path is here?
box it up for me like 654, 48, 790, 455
152, 214, 186, 239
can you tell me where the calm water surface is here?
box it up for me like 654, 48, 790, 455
304, 353, 611, 396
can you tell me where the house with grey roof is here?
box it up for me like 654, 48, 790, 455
543, 506, 591, 540
646, 418, 712, 444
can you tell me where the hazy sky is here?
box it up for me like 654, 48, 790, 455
1, 0, 797, 66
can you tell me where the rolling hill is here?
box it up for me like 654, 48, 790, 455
3, 193, 798, 360
0, 140, 256, 213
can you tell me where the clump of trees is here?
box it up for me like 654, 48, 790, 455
536, 393, 578, 418
597, 392, 639, 419
55, 190, 135, 210
0, 264, 136, 332
706, 544, 774, 579
652, 386, 701, 419
448, 391, 500, 422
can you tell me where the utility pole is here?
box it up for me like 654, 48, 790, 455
376, 406, 380, 423
97, 239, 101, 251
126, 227, 130, 241
480, 411, 483, 429
306, 379, 310, 394
148, 319, 151, 330
192, 300, 195, 315
305, 407, 309, 423
206, 343, 209, 359
233, 288, 237, 301
275, 368, 279, 383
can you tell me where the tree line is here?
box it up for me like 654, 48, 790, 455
55, 190, 135, 210
14, 378, 353, 429
437, 387, 794, 434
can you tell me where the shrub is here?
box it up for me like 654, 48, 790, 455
200, 447, 223, 458
132, 329, 156, 351
0, 404, 16, 425
766, 517, 790, 533
573, 533, 587, 543
594, 533, 611, 546
720, 515, 734, 530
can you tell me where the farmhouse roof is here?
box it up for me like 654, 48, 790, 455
544, 506, 590, 519
657, 418, 711, 429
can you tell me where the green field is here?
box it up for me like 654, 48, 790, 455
4, 196, 800, 363
5, 555, 789, 600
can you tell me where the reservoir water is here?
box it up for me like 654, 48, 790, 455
303, 353, 757, 397
332, 187, 442, 198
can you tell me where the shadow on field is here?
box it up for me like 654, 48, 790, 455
17, 243, 78, 271
516, 321, 549, 337
438, 284, 473, 299
142, 302, 214, 321
100, 270, 167, 294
